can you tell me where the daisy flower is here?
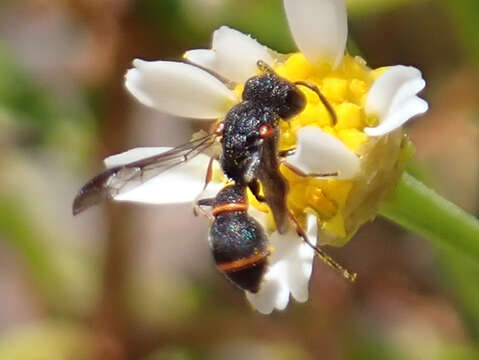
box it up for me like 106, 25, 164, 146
107, 0, 428, 314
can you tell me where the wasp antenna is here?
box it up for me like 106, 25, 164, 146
183, 58, 236, 89
294, 81, 337, 125
289, 210, 357, 282
309, 241, 357, 282
257, 60, 275, 74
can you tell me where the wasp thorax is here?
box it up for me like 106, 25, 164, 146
242, 73, 306, 119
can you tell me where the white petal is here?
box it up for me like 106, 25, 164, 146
288, 214, 317, 302
246, 214, 318, 313
125, 59, 236, 119
366, 66, 422, 115
286, 126, 360, 179
270, 265, 291, 310
246, 279, 281, 315
104, 147, 169, 168
184, 26, 275, 83
183, 49, 216, 71
284, 0, 347, 68
104, 147, 211, 204
365, 97, 428, 137
365, 65, 428, 136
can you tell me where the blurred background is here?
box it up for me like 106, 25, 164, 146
0, 0, 478, 359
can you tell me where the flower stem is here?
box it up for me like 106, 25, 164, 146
379, 172, 479, 261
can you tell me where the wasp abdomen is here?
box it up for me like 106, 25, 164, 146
209, 213, 269, 293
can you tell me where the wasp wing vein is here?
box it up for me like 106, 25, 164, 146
72, 133, 219, 215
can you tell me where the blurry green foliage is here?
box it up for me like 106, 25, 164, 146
220, 1, 294, 53
136, 0, 294, 51
0, 46, 57, 138
143, 348, 202, 360
348, 330, 479, 360
440, 0, 479, 67
0, 196, 59, 297
137, 0, 198, 42
347, 338, 406, 360
0, 43, 95, 165
346, 0, 430, 16
438, 245, 479, 341
126, 274, 206, 327
0, 193, 98, 315
0, 322, 92, 360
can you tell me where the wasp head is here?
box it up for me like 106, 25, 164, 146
242, 72, 306, 120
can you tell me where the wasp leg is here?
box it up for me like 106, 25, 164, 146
279, 148, 338, 177
279, 148, 337, 177
202, 156, 216, 191
288, 210, 357, 282
194, 197, 215, 221
248, 179, 266, 203
281, 160, 338, 178
278, 148, 297, 158
194, 156, 219, 220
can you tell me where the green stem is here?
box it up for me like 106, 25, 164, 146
379, 172, 479, 261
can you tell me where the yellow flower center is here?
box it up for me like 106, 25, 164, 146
276, 53, 377, 152
229, 53, 409, 245
246, 53, 377, 240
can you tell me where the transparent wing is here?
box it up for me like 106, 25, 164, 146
72, 132, 220, 215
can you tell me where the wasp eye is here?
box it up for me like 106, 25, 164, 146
279, 88, 306, 119
259, 124, 274, 138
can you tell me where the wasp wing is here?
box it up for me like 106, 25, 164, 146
73, 132, 220, 215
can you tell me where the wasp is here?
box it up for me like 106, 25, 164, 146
73, 60, 356, 291
195, 183, 355, 293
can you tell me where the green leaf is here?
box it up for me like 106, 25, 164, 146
379, 173, 479, 262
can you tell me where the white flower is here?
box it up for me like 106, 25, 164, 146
110, 0, 428, 314
245, 212, 318, 314
365, 65, 428, 136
